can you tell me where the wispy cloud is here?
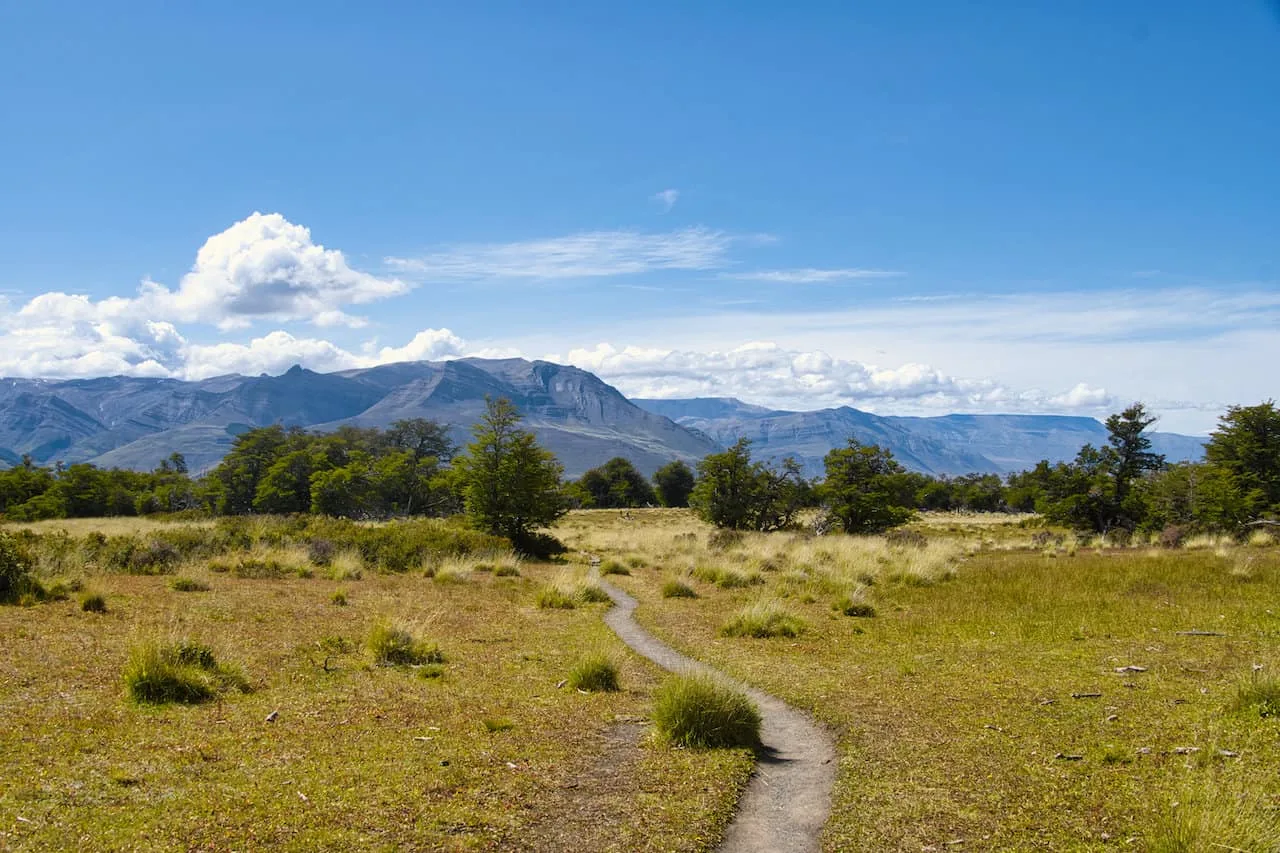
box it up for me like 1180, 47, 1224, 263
723, 267, 905, 284
651, 188, 680, 213
386, 227, 733, 280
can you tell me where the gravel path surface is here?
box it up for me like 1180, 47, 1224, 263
600, 580, 837, 853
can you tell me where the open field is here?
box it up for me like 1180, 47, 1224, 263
0, 518, 751, 852
5, 510, 1280, 851
560, 510, 1280, 852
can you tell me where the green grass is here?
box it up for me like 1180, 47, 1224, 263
1232, 673, 1280, 718
720, 598, 806, 638
366, 620, 443, 666
0, 519, 752, 850
651, 672, 761, 749
169, 576, 210, 592
560, 507, 1280, 851
80, 591, 107, 613
568, 651, 621, 692
122, 639, 250, 704
661, 579, 698, 599
600, 559, 631, 576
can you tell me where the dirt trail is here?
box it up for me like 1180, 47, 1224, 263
600, 580, 837, 853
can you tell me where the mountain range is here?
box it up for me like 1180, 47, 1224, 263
0, 359, 1205, 478
633, 397, 1206, 477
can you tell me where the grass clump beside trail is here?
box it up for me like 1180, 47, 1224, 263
367, 620, 444, 667
720, 598, 806, 638
536, 571, 611, 609
661, 579, 698, 598
568, 651, 620, 692
123, 639, 250, 705
652, 672, 761, 749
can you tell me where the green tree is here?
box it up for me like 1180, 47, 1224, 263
689, 439, 807, 531
1205, 401, 1280, 520
254, 450, 323, 514
214, 425, 292, 514
817, 439, 916, 534
453, 397, 567, 554
653, 460, 696, 508
576, 457, 657, 508
1105, 403, 1165, 519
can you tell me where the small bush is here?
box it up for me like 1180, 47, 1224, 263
578, 582, 610, 604
81, 592, 107, 613
169, 577, 210, 592
600, 559, 631, 576
367, 621, 444, 667
536, 584, 577, 609
885, 528, 927, 549
0, 532, 38, 604
707, 529, 744, 551
307, 538, 336, 566
231, 558, 289, 579
836, 597, 876, 618
511, 531, 567, 560
1158, 525, 1187, 549
482, 717, 514, 733
494, 564, 521, 577
330, 590, 349, 606
721, 599, 807, 638
651, 673, 761, 749
568, 651, 620, 692
716, 569, 762, 589
123, 640, 250, 705
661, 580, 698, 599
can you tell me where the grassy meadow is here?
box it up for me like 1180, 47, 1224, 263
3, 510, 1279, 851
0, 517, 751, 852
559, 510, 1280, 852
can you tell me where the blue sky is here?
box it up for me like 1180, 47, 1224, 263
1, 2, 1277, 432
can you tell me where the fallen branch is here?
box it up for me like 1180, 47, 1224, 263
1176, 630, 1225, 637
1072, 692, 1103, 699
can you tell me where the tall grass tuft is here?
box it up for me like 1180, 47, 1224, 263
80, 592, 107, 613
567, 651, 621, 692
651, 673, 761, 749
721, 598, 807, 638
367, 620, 444, 666
661, 579, 698, 599
123, 640, 250, 704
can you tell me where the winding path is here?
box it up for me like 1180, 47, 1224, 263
600, 580, 837, 853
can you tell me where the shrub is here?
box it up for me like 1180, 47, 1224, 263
330, 589, 349, 606
568, 651, 620, 692
886, 528, 928, 549
836, 597, 876, 618
716, 569, 762, 589
578, 582, 611, 604
482, 717, 514, 733
494, 564, 521, 577
367, 621, 443, 666
80, 592, 107, 613
1158, 525, 1187, 549
651, 673, 761, 748
707, 529, 744, 551
600, 559, 630, 576
169, 577, 210, 592
661, 580, 698, 599
0, 532, 38, 604
721, 599, 807, 638
307, 538, 337, 566
536, 584, 577, 609
123, 640, 250, 705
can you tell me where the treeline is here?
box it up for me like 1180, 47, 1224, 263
1, 398, 1277, 540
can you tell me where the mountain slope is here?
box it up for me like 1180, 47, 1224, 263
633, 398, 1206, 476
0, 360, 719, 478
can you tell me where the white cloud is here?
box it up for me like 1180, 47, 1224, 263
725, 268, 905, 283
385, 227, 734, 280
148, 212, 407, 329
651, 189, 680, 213
556, 341, 1108, 416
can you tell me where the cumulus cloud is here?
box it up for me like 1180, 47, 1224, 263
556, 341, 1110, 415
724, 268, 905, 284
385, 227, 734, 280
651, 189, 680, 213
147, 212, 407, 329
